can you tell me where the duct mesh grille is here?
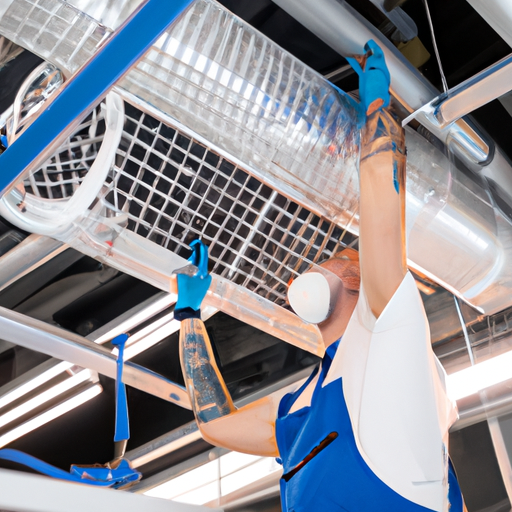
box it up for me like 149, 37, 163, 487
22, 108, 106, 200
96, 103, 355, 305
21, 101, 355, 305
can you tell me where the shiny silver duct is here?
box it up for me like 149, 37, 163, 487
0, 0, 512, 316
465, 0, 512, 49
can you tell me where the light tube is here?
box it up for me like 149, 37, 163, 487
0, 384, 102, 448
94, 293, 176, 344
145, 451, 281, 503
447, 350, 512, 401
220, 457, 280, 496
0, 361, 73, 411
0, 369, 93, 429
123, 317, 180, 360
172, 482, 220, 506
145, 458, 220, 500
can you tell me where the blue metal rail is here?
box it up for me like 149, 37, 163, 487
0, 0, 193, 195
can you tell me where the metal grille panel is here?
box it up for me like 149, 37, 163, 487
98, 103, 355, 305
23, 108, 106, 200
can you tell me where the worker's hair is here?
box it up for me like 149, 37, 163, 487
321, 247, 361, 292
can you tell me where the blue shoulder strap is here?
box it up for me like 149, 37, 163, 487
278, 366, 320, 418
448, 458, 464, 512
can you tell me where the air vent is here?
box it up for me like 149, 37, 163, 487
96, 102, 355, 306
23, 107, 106, 200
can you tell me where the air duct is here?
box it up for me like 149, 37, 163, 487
1, 0, 512, 317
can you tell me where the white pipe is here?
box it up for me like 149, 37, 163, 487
466, 0, 512, 49
0, 306, 192, 408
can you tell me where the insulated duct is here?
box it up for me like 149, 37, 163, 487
1, 0, 512, 315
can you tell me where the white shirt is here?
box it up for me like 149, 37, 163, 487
294, 272, 457, 511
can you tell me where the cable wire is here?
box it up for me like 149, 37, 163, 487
422, 0, 448, 93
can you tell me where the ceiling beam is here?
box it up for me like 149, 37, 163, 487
0, 305, 191, 409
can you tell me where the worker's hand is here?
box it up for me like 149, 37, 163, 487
174, 240, 212, 320
347, 39, 390, 116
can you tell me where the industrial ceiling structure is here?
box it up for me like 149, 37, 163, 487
0, 0, 512, 511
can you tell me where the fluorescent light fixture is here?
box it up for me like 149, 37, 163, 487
447, 350, 512, 401
0, 369, 94, 429
0, 383, 102, 448
123, 313, 179, 360
94, 293, 177, 345
220, 455, 278, 496
145, 451, 281, 504
220, 451, 260, 476
145, 457, 220, 501
0, 361, 73, 410
171, 482, 220, 506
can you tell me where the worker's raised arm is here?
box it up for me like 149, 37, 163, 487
352, 41, 407, 318
176, 240, 279, 457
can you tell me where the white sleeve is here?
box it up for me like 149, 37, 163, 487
324, 272, 457, 511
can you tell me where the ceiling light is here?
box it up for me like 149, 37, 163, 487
0, 361, 73, 411
446, 350, 512, 401
0, 369, 95, 430
0, 383, 102, 448
144, 451, 281, 504
93, 293, 176, 345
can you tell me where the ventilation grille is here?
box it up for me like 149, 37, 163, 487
23, 107, 106, 200
97, 103, 355, 305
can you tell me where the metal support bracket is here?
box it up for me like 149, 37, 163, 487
0, 306, 191, 408
403, 53, 512, 164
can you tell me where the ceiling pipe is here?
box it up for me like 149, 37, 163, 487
465, 0, 512, 50
0, 305, 191, 408
0, 235, 65, 293
264, 0, 512, 315
270, 0, 512, 195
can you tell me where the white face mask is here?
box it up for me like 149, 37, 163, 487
288, 271, 334, 324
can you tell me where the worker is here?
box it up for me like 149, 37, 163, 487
175, 40, 464, 512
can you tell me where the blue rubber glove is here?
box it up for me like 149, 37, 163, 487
346, 39, 391, 115
175, 240, 212, 320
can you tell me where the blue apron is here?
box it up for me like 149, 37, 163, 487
275, 341, 463, 512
